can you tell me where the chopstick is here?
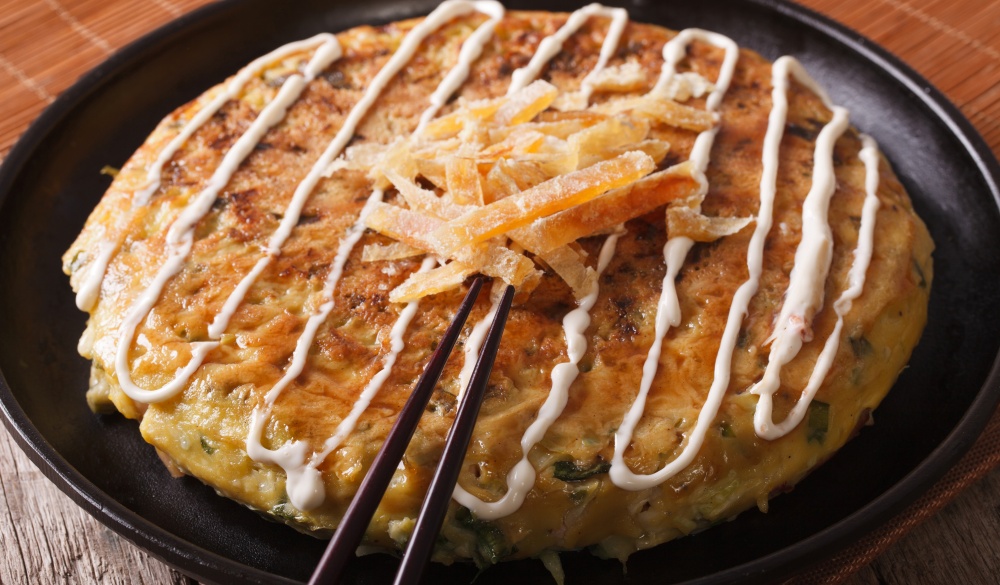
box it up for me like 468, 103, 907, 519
394, 284, 514, 584
308, 278, 515, 584
309, 275, 484, 584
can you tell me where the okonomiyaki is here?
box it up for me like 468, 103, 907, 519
63, 0, 933, 569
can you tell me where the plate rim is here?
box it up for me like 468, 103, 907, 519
1, 0, 999, 583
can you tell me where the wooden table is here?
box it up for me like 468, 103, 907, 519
1, 0, 999, 583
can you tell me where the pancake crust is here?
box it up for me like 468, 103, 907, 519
63, 8, 932, 567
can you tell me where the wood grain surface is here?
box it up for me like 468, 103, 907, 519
1, 1, 999, 584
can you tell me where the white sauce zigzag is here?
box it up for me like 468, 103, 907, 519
457, 3, 630, 402
751, 132, 881, 438
748, 57, 850, 439
507, 3, 627, 96
450, 5, 631, 518
113, 35, 342, 403
611, 46, 878, 492
610, 29, 741, 491
454, 229, 622, 519
75, 33, 340, 312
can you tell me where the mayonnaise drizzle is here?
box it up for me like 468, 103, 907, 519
454, 230, 621, 519
114, 36, 342, 403
250, 256, 438, 511
449, 5, 629, 515
610, 29, 741, 491
655, 29, 739, 178
419, 2, 505, 132
457, 0, 632, 399
507, 3, 627, 97
456, 288, 501, 402
749, 57, 850, 439
74, 33, 339, 312
752, 133, 881, 438
244, 0, 506, 510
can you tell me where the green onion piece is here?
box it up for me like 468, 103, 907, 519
456, 507, 513, 568
912, 258, 927, 288
849, 336, 873, 358
807, 401, 830, 444
552, 459, 611, 482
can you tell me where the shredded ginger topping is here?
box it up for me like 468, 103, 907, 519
349, 78, 717, 303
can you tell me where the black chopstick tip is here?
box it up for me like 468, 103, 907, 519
393, 284, 514, 584
307, 275, 488, 585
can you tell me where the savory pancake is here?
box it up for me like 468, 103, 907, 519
62, 1, 933, 569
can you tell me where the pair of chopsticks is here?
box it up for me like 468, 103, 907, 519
309, 276, 514, 584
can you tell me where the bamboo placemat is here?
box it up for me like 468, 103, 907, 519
3, 0, 999, 155
1, 1, 998, 583
0, 0, 214, 158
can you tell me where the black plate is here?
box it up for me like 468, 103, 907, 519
2, 0, 999, 583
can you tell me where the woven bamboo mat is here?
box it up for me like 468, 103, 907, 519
2, 2, 1000, 155
0, 0, 213, 158
0, 1, 998, 583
